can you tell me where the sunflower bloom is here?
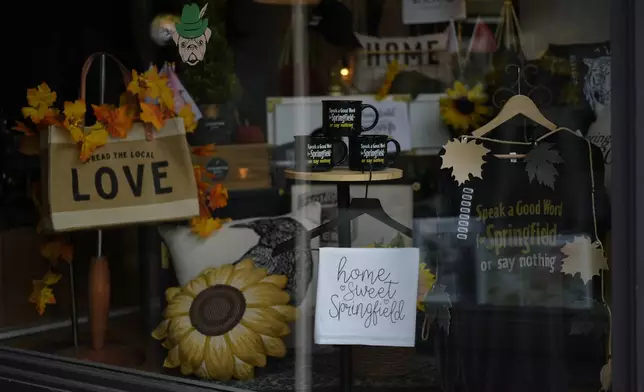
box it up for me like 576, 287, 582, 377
153, 261, 297, 380
440, 81, 491, 134
417, 263, 436, 311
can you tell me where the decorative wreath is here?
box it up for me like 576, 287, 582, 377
152, 260, 297, 380
439, 81, 491, 135
15, 67, 230, 315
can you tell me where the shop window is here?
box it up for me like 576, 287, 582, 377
0, 0, 618, 391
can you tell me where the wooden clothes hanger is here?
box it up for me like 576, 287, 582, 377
273, 197, 412, 256
468, 93, 560, 159
472, 94, 557, 139
273, 178, 413, 257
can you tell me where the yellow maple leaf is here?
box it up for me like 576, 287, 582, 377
440, 138, 491, 185
27, 83, 57, 109
127, 70, 142, 96
63, 100, 86, 120
29, 280, 56, 315
140, 102, 165, 130
190, 217, 230, 238
22, 106, 59, 124
179, 104, 197, 133
42, 271, 63, 286
158, 83, 175, 112
79, 123, 109, 162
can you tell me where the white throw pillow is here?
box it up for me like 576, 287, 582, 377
158, 202, 322, 308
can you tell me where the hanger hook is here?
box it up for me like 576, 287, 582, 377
517, 66, 521, 95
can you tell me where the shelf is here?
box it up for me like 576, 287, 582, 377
285, 168, 403, 182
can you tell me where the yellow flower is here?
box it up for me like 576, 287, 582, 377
152, 261, 297, 380
417, 263, 436, 312
29, 280, 56, 315
27, 83, 57, 109
190, 217, 230, 238
440, 81, 490, 134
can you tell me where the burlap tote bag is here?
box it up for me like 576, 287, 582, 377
40, 53, 199, 232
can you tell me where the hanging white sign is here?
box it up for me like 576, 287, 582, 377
314, 247, 419, 347
402, 0, 467, 25
360, 98, 412, 152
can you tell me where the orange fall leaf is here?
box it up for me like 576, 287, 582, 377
140, 102, 165, 130
192, 144, 216, 157
208, 184, 229, 210
13, 121, 35, 136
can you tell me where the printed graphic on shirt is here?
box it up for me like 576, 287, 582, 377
582, 56, 611, 113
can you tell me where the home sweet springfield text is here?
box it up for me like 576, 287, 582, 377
328, 256, 405, 328
473, 199, 564, 273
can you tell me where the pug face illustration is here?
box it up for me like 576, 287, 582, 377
172, 3, 210, 66
173, 29, 212, 66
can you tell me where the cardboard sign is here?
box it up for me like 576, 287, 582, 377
361, 98, 412, 151
354, 32, 451, 93
402, 0, 467, 25
315, 247, 419, 347
41, 118, 199, 231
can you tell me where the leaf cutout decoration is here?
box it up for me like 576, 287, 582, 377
421, 284, 452, 335
560, 236, 608, 284
524, 143, 564, 189
440, 138, 490, 185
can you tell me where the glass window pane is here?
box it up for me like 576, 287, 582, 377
0, 0, 622, 391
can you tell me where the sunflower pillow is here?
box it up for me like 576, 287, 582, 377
153, 260, 297, 381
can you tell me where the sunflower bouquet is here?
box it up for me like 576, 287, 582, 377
439, 80, 491, 137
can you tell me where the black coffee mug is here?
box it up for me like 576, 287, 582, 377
322, 100, 379, 136
295, 135, 348, 172
349, 135, 401, 171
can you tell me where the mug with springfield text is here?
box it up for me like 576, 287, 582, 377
322, 100, 380, 137
348, 134, 401, 171
295, 135, 348, 172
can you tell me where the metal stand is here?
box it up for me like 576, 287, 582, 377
284, 168, 403, 392
68, 54, 107, 350
337, 183, 353, 392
